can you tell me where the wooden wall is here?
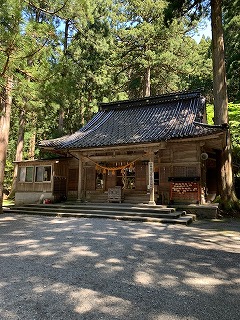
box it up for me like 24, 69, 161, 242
158, 142, 201, 204
17, 160, 53, 193
135, 162, 147, 191
16, 139, 218, 206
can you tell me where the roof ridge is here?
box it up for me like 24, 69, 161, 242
99, 90, 202, 111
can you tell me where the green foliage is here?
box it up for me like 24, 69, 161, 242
3, 0, 238, 193
185, 37, 213, 98
223, 0, 240, 101
3, 199, 14, 206
4, 159, 14, 191
164, 0, 210, 25
207, 102, 240, 166
218, 198, 240, 217
206, 104, 214, 124
107, 0, 211, 98
228, 103, 240, 164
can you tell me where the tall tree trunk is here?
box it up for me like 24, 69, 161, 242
212, 0, 228, 125
0, 76, 13, 213
28, 131, 36, 160
80, 101, 85, 127
143, 66, 151, 97
64, 19, 70, 55
57, 19, 70, 133
58, 107, 65, 133
211, 0, 236, 202
9, 109, 25, 198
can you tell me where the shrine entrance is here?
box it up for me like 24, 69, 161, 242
96, 162, 138, 191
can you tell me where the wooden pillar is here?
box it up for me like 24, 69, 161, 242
148, 151, 156, 205
77, 154, 83, 201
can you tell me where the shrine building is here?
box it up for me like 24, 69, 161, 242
15, 90, 227, 206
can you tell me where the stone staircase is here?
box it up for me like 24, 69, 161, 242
123, 192, 150, 204
85, 191, 151, 204
3, 202, 196, 225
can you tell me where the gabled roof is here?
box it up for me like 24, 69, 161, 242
39, 91, 225, 150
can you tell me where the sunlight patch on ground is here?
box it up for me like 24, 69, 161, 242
69, 246, 99, 257
105, 258, 121, 264
156, 231, 240, 253
33, 282, 132, 316
153, 312, 198, 320
70, 288, 132, 316
182, 275, 239, 294
134, 271, 154, 285
55, 245, 99, 265
0, 216, 17, 221
1, 249, 57, 257
95, 257, 124, 272
157, 275, 179, 287
49, 219, 71, 224
129, 230, 157, 239
0, 281, 8, 288
132, 243, 145, 252
15, 239, 39, 245
94, 262, 124, 272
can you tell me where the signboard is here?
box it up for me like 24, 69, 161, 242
148, 162, 154, 190
170, 181, 200, 202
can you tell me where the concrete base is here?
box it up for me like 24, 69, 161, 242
148, 201, 156, 206
15, 192, 54, 205
170, 203, 219, 219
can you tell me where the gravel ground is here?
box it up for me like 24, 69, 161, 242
0, 214, 240, 320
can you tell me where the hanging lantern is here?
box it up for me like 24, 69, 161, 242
103, 169, 106, 174
112, 170, 116, 176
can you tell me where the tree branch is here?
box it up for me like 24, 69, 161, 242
0, 55, 10, 77
17, 39, 48, 60
24, 0, 69, 15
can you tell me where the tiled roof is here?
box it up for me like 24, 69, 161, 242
39, 91, 225, 150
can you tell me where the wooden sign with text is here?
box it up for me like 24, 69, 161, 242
170, 181, 200, 202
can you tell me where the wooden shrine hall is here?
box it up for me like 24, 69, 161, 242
15, 90, 227, 206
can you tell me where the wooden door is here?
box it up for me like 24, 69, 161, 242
68, 168, 78, 191
135, 162, 147, 191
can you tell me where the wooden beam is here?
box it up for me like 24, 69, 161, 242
83, 154, 148, 162
68, 142, 167, 154
169, 133, 225, 144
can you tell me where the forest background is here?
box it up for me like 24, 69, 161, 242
0, 0, 239, 196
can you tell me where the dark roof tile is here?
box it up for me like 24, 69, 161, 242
39, 91, 225, 150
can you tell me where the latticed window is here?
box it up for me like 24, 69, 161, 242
159, 166, 171, 183
173, 166, 186, 177
122, 167, 135, 189
187, 166, 198, 177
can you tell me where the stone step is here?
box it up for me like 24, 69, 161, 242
85, 191, 150, 204
171, 204, 219, 219
4, 208, 194, 225
4, 203, 195, 225
20, 203, 176, 214
6, 207, 181, 219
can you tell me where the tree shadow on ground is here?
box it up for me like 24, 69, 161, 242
0, 214, 239, 320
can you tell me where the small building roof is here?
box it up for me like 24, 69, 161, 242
39, 91, 225, 150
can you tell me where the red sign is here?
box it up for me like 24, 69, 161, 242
170, 181, 200, 202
